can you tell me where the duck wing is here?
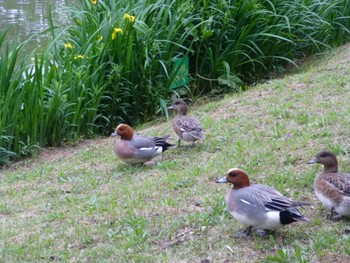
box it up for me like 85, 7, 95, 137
176, 116, 203, 132
323, 173, 350, 196
250, 185, 309, 211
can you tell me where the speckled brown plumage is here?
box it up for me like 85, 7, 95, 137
308, 151, 350, 220
168, 99, 205, 146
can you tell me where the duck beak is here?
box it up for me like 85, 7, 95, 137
167, 105, 174, 110
307, 157, 318, 164
216, 176, 228, 183
110, 131, 119, 137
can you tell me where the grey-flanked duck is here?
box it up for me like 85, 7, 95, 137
111, 124, 175, 165
216, 168, 310, 237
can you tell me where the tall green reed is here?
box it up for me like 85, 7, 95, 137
0, 33, 28, 163
60, 0, 199, 131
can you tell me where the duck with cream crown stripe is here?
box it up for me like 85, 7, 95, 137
111, 124, 175, 165
167, 99, 205, 146
216, 168, 310, 237
307, 151, 350, 220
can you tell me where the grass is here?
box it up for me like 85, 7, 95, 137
1, 43, 350, 262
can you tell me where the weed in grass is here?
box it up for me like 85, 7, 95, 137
294, 113, 309, 125
264, 246, 310, 263
197, 195, 227, 227
173, 178, 195, 190
118, 215, 149, 244
326, 144, 349, 156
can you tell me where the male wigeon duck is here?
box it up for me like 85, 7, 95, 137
167, 99, 205, 146
111, 124, 175, 165
216, 168, 310, 237
307, 151, 350, 220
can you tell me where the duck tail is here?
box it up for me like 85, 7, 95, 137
280, 208, 310, 225
190, 131, 205, 140
292, 201, 312, 208
153, 135, 176, 152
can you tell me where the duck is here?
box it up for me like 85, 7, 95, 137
307, 150, 350, 220
216, 168, 310, 237
111, 124, 175, 165
167, 99, 205, 146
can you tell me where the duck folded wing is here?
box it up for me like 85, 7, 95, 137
132, 135, 157, 148
176, 117, 202, 132
153, 135, 170, 146
131, 135, 174, 158
265, 198, 310, 210
324, 173, 350, 196
244, 185, 309, 212
265, 198, 296, 211
177, 118, 205, 141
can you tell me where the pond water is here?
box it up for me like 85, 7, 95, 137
0, 0, 75, 48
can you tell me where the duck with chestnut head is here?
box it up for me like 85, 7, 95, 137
216, 168, 310, 237
111, 124, 175, 165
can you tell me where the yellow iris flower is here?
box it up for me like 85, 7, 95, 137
111, 28, 123, 40
91, 0, 97, 4
64, 43, 73, 49
74, 55, 85, 60
124, 13, 135, 23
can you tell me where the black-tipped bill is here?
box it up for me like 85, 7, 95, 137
307, 158, 318, 164
216, 176, 227, 183
110, 131, 119, 137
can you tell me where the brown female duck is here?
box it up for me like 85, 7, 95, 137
307, 151, 350, 220
167, 99, 205, 146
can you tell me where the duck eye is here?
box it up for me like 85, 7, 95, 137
228, 172, 237, 177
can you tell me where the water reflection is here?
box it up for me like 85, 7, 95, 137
0, 0, 73, 47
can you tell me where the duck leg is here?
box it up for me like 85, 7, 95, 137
178, 139, 181, 147
329, 207, 341, 221
234, 226, 253, 237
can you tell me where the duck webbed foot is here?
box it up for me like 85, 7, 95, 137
329, 208, 342, 221
255, 229, 268, 237
234, 226, 253, 237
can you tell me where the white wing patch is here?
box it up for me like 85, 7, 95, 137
240, 199, 257, 207
139, 146, 163, 155
139, 147, 155, 151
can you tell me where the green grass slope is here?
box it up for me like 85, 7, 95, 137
1, 44, 350, 262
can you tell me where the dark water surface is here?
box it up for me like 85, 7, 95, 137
0, 0, 74, 48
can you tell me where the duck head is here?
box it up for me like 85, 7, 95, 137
216, 168, 251, 189
111, 124, 134, 140
167, 99, 188, 115
307, 151, 338, 173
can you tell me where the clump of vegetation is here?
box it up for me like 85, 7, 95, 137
1, 0, 350, 164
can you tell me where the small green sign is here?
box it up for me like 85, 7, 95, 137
170, 56, 189, 89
